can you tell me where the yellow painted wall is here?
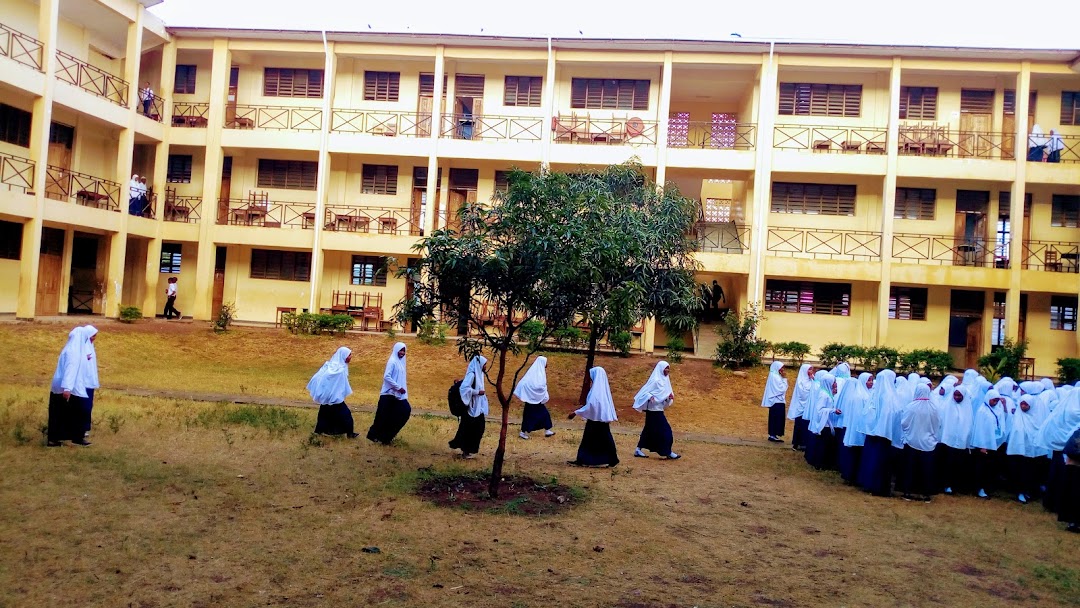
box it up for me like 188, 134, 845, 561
1025, 292, 1079, 377
166, 146, 207, 198
773, 68, 891, 126
221, 246, 310, 323
0, 258, 20, 313
172, 49, 215, 105
758, 280, 877, 354
5, 0, 40, 40
1027, 184, 1080, 243
149, 241, 200, 317
122, 238, 146, 307
228, 150, 319, 204
768, 173, 883, 232
319, 250, 410, 326
553, 64, 663, 122
885, 285, 951, 352
233, 54, 327, 108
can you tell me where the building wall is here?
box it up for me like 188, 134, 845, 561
0, 258, 20, 313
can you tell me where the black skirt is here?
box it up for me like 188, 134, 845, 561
637, 410, 674, 456
805, 428, 836, 471
768, 403, 785, 437
71, 388, 95, 439
792, 417, 809, 450
1058, 463, 1080, 525
935, 444, 972, 494
902, 445, 937, 496
836, 429, 860, 483
366, 394, 412, 445
572, 420, 619, 467
1044, 451, 1066, 513
521, 402, 553, 433
858, 436, 894, 496
314, 402, 355, 436
449, 412, 486, 455
47, 391, 72, 443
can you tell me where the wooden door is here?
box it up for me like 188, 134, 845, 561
45, 142, 72, 200
36, 254, 62, 315
1002, 114, 1015, 160
417, 95, 433, 137
411, 188, 424, 236
447, 190, 466, 230
471, 98, 483, 139
225, 66, 239, 126
217, 156, 233, 224
965, 319, 982, 369
959, 113, 992, 157
211, 246, 226, 318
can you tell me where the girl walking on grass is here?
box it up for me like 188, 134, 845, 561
367, 342, 411, 445
633, 361, 680, 460
567, 367, 619, 468
449, 356, 488, 459
514, 356, 555, 440
308, 346, 357, 438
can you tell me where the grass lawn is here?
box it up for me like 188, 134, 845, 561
0, 321, 1077, 607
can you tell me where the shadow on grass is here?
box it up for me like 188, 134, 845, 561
400, 466, 588, 516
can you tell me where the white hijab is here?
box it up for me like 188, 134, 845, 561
459, 356, 489, 418
513, 356, 549, 405
787, 363, 812, 420
938, 386, 973, 449
75, 325, 99, 395
1035, 388, 1080, 452
901, 384, 940, 452
50, 326, 84, 395
840, 372, 874, 447
306, 346, 353, 405
634, 361, 674, 411
808, 371, 836, 435
970, 389, 1007, 450
866, 369, 900, 443
575, 367, 617, 423
1006, 396, 1050, 458
379, 342, 408, 399
1029, 124, 1048, 148
761, 361, 788, 408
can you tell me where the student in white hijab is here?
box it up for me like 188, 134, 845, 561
70, 325, 99, 445
128, 174, 141, 214
634, 361, 680, 460
787, 363, 814, 451
1028, 124, 1049, 161
857, 369, 899, 496
514, 356, 555, 440
761, 361, 788, 443
450, 356, 488, 459
47, 327, 86, 446
366, 342, 411, 445
1035, 388, 1080, 514
567, 367, 619, 467
308, 346, 357, 438
970, 389, 1007, 498
805, 371, 838, 471
936, 386, 973, 495
901, 384, 940, 502
930, 376, 958, 417
1006, 395, 1051, 504
838, 372, 874, 483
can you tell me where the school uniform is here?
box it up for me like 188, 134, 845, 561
569, 367, 619, 467
307, 346, 356, 437
449, 357, 488, 456
367, 342, 411, 445
761, 361, 788, 440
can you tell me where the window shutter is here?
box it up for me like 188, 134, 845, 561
449, 168, 479, 191
895, 188, 936, 220
1052, 194, 1080, 228
1061, 91, 1080, 126
960, 89, 994, 113
956, 190, 989, 213
455, 75, 485, 98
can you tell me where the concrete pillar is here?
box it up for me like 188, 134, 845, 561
142, 236, 162, 315
422, 46, 444, 236
540, 38, 556, 170
747, 46, 779, 305
123, 11, 144, 112
309, 38, 336, 314
654, 51, 673, 188
1007, 63, 1030, 341
642, 317, 656, 354
192, 39, 230, 320
876, 58, 903, 346
59, 228, 74, 312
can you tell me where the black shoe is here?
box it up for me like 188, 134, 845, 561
347, 433, 359, 439
47, 441, 63, 447
1067, 524, 1080, 534
768, 436, 782, 443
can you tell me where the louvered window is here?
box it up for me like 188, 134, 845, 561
450, 168, 479, 191
504, 76, 542, 106
257, 159, 318, 190
351, 255, 388, 286
894, 187, 935, 220
166, 155, 193, 183
1003, 90, 1036, 116
765, 280, 851, 316
1061, 91, 1080, 126
770, 182, 856, 216
412, 166, 441, 188
419, 73, 448, 96
1051, 194, 1080, 228
455, 75, 485, 98
494, 170, 510, 193
1051, 295, 1077, 331
778, 83, 861, 117
40, 228, 63, 255
899, 87, 937, 121
570, 78, 650, 111
0, 220, 22, 260
956, 190, 989, 213
263, 68, 324, 98
173, 65, 197, 94
364, 71, 400, 101
960, 89, 994, 113
250, 249, 311, 282
159, 243, 182, 274
362, 165, 399, 195
0, 103, 31, 148
889, 287, 928, 321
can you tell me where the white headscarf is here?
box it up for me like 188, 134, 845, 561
513, 356, 549, 405
1029, 124, 1048, 148
74, 325, 99, 395
761, 361, 788, 408
1048, 130, 1065, 153
1035, 388, 1080, 452
931, 376, 958, 415
841, 372, 874, 447
459, 356, 489, 418
1006, 395, 1051, 458
575, 367, 617, 422
306, 346, 353, 405
787, 363, 812, 420
902, 384, 940, 452
50, 326, 84, 396
831, 363, 851, 380
808, 371, 836, 435
866, 369, 900, 445
379, 342, 408, 399
970, 389, 1006, 450
634, 361, 674, 412
938, 386, 973, 449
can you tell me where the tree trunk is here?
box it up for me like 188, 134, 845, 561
577, 326, 601, 405
488, 345, 510, 498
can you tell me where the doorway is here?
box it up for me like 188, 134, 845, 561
217, 156, 233, 224
954, 190, 989, 266
416, 73, 446, 137
412, 167, 441, 236
453, 75, 485, 140
45, 122, 74, 200
225, 66, 239, 126
212, 246, 226, 319
69, 232, 101, 314
35, 227, 64, 316
949, 290, 985, 369
1001, 90, 1035, 160
447, 168, 478, 230
959, 89, 993, 158
995, 192, 1031, 269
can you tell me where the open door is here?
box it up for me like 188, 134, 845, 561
217, 156, 233, 224
35, 227, 64, 316
955, 190, 989, 266
1001, 90, 1035, 160
949, 290, 985, 370
959, 90, 993, 158
225, 66, 239, 126
211, 246, 226, 318
45, 122, 74, 200
965, 319, 983, 369
417, 73, 446, 137
452, 75, 485, 140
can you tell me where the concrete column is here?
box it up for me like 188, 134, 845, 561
642, 317, 656, 354
540, 38, 556, 170
429, 48, 448, 232
123, 11, 144, 112
192, 39, 230, 320
102, 231, 128, 316
654, 52, 673, 188
153, 40, 178, 222
309, 39, 335, 314
747, 46, 778, 305
1007, 63, 1031, 341
59, 228, 74, 312
876, 58, 903, 346
142, 236, 162, 316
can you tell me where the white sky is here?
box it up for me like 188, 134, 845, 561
150, 0, 1080, 50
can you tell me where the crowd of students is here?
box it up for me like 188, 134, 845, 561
761, 361, 1080, 533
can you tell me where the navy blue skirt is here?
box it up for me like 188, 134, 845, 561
366, 394, 411, 445
836, 429, 860, 482
449, 413, 486, 455
47, 391, 72, 443
1044, 451, 1066, 513
637, 410, 674, 456
858, 436, 894, 496
314, 402, 355, 436
805, 428, 836, 470
521, 402, 553, 433
792, 417, 810, 450
767, 403, 786, 437
572, 420, 619, 467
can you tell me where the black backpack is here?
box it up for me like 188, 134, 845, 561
448, 380, 468, 417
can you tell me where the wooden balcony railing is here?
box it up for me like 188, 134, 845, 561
892, 234, 1009, 268
46, 165, 120, 211
330, 109, 428, 137
898, 125, 1009, 160
551, 114, 658, 146
138, 91, 166, 122
127, 192, 156, 218
163, 191, 202, 224
1028, 133, 1080, 164
55, 50, 128, 106
323, 205, 423, 236
668, 121, 756, 150
0, 21, 43, 71
773, 124, 888, 154
217, 198, 316, 228
0, 151, 34, 193
226, 104, 322, 131
171, 102, 210, 127
767, 227, 881, 261
1022, 240, 1080, 273
438, 114, 544, 142
695, 222, 750, 253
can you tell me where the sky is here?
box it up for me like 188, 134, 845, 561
149, 0, 1080, 50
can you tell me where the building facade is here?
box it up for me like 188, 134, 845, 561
2, 0, 1080, 375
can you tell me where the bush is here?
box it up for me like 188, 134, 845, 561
978, 338, 1028, 381
214, 302, 237, 332
819, 343, 854, 369
282, 312, 354, 336
1058, 358, 1080, 385
772, 341, 810, 365
519, 320, 546, 351
118, 305, 142, 323
666, 334, 686, 364
417, 317, 449, 346
714, 304, 768, 368
609, 330, 632, 356
553, 326, 587, 349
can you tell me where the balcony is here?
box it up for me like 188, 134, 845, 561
892, 234, 1008, 268
138, 91, 165, 123
695, 222, 750, 253
1029, 133, 1079, 164
898, 125, 1009, 160
551, 114, 658, 146
438, 114, 543, 142
322, 205, 422, 236
45, 166, 121, 211
226, 104, 322, 131
55, 50, 128, 107
163, 189, 202, 224
217, 195, 314, 228
0, 151, 35, 194
171, 102, 210, 128
1022, 240, 1080, 273
0, 21, 43, 71
767, 227, 881, 261
668, 121, 756, 150
330, 109, 428, 137
773, 124, 887, 154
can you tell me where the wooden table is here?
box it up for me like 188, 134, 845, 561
77, 190, 110, 208
165, 202, 192, 222
232, 205, 268, 225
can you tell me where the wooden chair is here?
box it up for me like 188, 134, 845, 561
1019, 357, 1036, 381
841, 140, 862, 153
1045, 250, 1063, 272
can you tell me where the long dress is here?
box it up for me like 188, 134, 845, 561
449, 413, 486, 454
450, 356, 489, 456
367, 343, 411, 445
315, 403, 355, 436
573, 420, 620, 467
637, 410, 674, 456
521, 402, 553, 433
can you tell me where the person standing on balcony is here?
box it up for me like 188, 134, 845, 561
140, 82, 154, 116
449, 356, 488, 459
761, 361, 788, 443
514, 356, 555, 440
138, 176, 150, 216
308, 346, 358, 438
633, 361, 680, 459
1027, 124, 1048, 161
127, 174, 141, 215
163, 276, 182, 320
1047, 129, 1065, 163
367, 342, 411, 445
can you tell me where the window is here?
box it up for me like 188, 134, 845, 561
166, 154, 193, 183
263, 68, 324, 98
1003, 90, 1036, 116
894, 187, 935, 220
494, 170, 510, 194
570, 78, 649, 111
450, 168, 479, 191
159, 243, 182, 273
456, 75, 485, 98
49, 122, 74, 148
40, 227, 63, 255
257, 159, 318, 190
173, 65, 197, 94
899, 87, 937, 121
250, 249, 311, 281
764, 280, 851, 316
362, 165, 399, 195
1050, 295, 1077, 331
960, 90, 994, 114
889, 287, 928, 320
668, 112, 689, 146
778, 83, 861, 117
770, 182, 856, 216
504, 76, 542, 107
1061, 91, 1080, 126
0, 220, 22, 260
710, 112, 737, 148
351, 255, 388, 286
0, 103, 31, 148
1051, 194, 1080, 228
363, 71, 400, 101
418, 73, 448, 96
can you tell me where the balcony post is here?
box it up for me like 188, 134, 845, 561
123, 8, 144, 112
654, 51, 673, 190
540, 36, 555, 169
424, 46, 445, 235
192, 39, 230, 321
309, 35, 336, 315
142, 237, 162, 317
747, 44, 778, 306
1006, 62, 1031, 341
876, 57, 902, 346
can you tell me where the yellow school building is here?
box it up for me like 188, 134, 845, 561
1, 0, 1079, 375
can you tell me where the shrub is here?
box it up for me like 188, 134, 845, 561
772, 341, 810, 365
553, 326, 586, 349
609, 330, 632, 356
283, 312, 354, 336
714, 304, 768, 368
977, 337, 1027, 381
118, 305, 142, 323
417, 317, 449, 346
214, 302, 237, 332
818, 343, 848, 369
519, 320, 546, 351
666, 334, 686, 364
1058, 358, 1080, 385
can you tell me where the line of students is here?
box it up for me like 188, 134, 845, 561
762, 361, 1080, 533
47, 325, 100, 447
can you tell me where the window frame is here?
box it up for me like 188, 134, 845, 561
770, 182, 856, 216
778, 83, 862, 117
764, 280, 851, 316
159, 242, 182, 274
363, 71, 401, 102
166, 154, 193, 184
250, 249, 311, 282
888, 286, 928, 321
894, 187, 936, 220
0, 220, 22, 260
263, 68, 324, 98
361, 164, 399, 195
173, 65, 197, 95
570, 78, 650, 111
1050, 295, 1077, 331
256, 159, 318, 191
899, 86, 937, 121
0, 103, 32, 148
1051, 194, 1080, 228
1061, 91, 1080, 126
351, 255, 388, 287
503, 76, 542, 107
